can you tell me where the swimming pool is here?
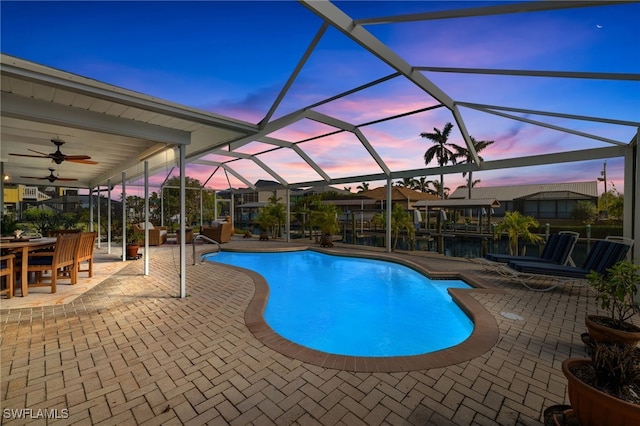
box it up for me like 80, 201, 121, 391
203, 250, 474, 357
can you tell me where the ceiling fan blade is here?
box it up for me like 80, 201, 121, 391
27, 148, 53, 156
10, 153, 50, 159
20, 175, 77, 181
64, 155, 92, 160
11, 140, 98, 166
67, 158, 99, 165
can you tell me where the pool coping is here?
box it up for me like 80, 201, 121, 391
211, 246, 505, 372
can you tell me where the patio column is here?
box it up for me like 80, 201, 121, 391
624, 130, 639, 262
121, 172, 126, 262
144, 161, 149, 276
108, 179, 112, 254
386, 179, 392, 252
0, 162, 4, 214
179, 145, 186, 298
286, 188, 291, 243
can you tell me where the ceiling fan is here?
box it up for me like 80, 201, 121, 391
21, 168, 78, 183
10, 138, 98, 165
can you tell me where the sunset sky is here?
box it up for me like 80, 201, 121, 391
2, 1, 638, 196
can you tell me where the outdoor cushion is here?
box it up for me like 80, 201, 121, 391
507, 240, 630, 279
28, 256, 54, 266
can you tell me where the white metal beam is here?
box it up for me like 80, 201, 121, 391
470, 107, 628, 146
416, 66, 639, 81
354, 1, 625, 25
300, 0, 455, 109
261, 22, 329, 127
458, 101, 640, 128
287, 145, 627, 188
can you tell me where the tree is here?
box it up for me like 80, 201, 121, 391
421, 122, 457, 199
395, 177, 417, 188
572, 200, 598, 224
310, 202, 339, 235
292, 195, 319, 239
22, 209, 59, 235
429, 180, 449, 199
370, 205, 415, 251
356, 182, 370, 193
496, 211, 543, 256
452, 136, 494, 199
254, 196, 286, 239
457, 179, 482, 190
598, 184, 624, 219
161, 176, 206, 229
413, 176, 433, 193
390, 204, 415, 251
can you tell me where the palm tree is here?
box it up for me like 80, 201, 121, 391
310, 202, 339, 246
457, 179, 482, 190
452, 136, 494, 199
390, 204, 415, 251
421, 122, 457, 199
429, 180, 449, 199
356, 182, 369, 193
496, 211, 543, 256
395, 177, 417, 188
413, 176, 432, 193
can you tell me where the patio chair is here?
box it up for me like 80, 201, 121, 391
26, 233, 80, 293
485, 231, 579, 266
1, 253, 15, 299
76, 232, 97, 278
504, 237, 633, 291
200, 222, 233, 243
133, 222, 167, 246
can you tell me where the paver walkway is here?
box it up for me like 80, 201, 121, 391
0, 238, 619, 425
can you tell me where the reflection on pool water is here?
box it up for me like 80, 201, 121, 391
203, 250, 474, 357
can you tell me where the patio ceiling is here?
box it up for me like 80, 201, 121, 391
1, 0, 638, 193
0, 56, 258, 189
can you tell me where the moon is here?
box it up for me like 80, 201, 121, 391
596, 24, 603, 29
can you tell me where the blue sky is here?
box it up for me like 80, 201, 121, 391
2, 1, 639, 195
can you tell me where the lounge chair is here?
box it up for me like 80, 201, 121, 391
504, 237, 633, 291
485, 231, 579, 266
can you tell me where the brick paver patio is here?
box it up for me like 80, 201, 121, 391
1, 238, 614, 425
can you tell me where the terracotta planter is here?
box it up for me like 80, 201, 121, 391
562, 358, 640, 426
585, 315, 640, 346
126, 245, 140, 259
320, 233, 333, 248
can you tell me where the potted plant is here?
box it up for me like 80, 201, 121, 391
562, 342, 640, 426
586, 260, 640, 346
254, 209, 277, 241
310, 203, 339, 248
126, 224, 143, 259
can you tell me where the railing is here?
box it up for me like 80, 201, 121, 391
21, 186, 51, 201
191, 234, 221, 265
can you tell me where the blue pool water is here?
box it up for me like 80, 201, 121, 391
203, 251, 474, 357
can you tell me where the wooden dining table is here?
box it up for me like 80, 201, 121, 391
0, 237, 57, 296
